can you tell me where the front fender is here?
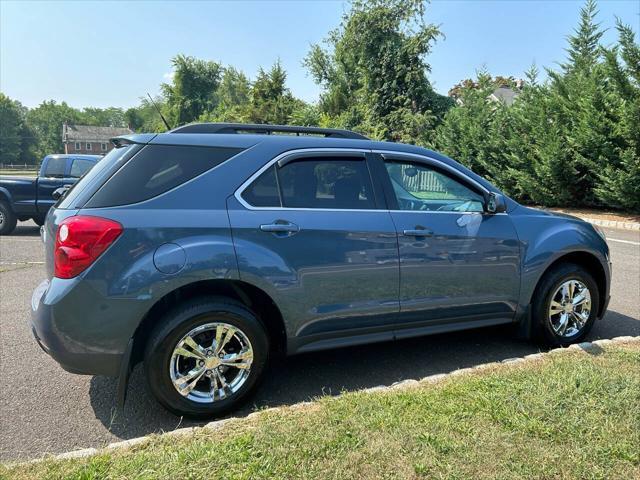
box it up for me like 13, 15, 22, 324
512, 212, 609, 308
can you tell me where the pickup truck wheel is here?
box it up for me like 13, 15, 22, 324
532, 263, 599, 347
0, 202, 17, 235
32, 216, 45, 227
144, 296, 269, 419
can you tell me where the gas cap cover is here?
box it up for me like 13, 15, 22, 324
153, 243, 186, 274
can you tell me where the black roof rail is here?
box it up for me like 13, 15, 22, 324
169, 123, 368, 140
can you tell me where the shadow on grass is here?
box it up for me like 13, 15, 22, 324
89, 309, 638, 441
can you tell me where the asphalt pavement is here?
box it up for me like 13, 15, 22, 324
1, 221, 638, 462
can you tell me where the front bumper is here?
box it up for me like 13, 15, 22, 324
30, 278, 125, 376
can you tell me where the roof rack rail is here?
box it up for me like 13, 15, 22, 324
169, 123, 368, 140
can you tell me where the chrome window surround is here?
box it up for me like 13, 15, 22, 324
234, 147, 497, 215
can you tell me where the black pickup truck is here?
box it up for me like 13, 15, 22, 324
0, 154, 100, 235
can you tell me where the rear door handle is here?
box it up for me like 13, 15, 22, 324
260, 221, 299, 234
403, 228, 433, 237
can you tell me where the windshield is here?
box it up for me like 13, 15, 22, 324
56, 145, 134, 209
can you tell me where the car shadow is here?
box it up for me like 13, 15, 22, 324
6, 223, 40, 237
89, 310, 639, 441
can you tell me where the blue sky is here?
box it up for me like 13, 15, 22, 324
1, 0, 638, 109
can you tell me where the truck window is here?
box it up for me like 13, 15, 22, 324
43, 157, 67, 178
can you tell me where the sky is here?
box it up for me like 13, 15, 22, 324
1, 0, 638, 110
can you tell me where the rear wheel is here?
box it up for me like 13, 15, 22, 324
0, 202, 17, 235
144, 296, 269, 419
32, 216, 45, 227
532, 263, 599, 347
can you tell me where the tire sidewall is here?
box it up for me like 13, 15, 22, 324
535, 264, 599, 347
0, 202, 17, 235
145, 299, 269, 418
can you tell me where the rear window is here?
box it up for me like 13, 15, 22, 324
43, 157, 67, 178
85, 145, 242, 208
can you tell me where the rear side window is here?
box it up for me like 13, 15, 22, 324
85, 145, 243, 207
279, 158, 374, 209
241, 156, 375, 209
43, 157, 67, 178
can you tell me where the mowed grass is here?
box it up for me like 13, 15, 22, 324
3, 342, 639, 480
0, 170, 38, 176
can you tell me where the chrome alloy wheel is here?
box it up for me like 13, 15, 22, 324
169, 322, 254, 403
548, 279, 592, 338
0, 210, 4, 226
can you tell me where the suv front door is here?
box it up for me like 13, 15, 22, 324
228, 150, 400, 353
372, 153, 521, 338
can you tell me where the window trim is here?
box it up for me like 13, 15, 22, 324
235, 148, 383, 212
86, 142, 92, 151
75, 142, 81, 151
101, 143, 108, 151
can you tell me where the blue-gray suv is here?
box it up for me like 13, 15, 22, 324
30, 123, 611, 418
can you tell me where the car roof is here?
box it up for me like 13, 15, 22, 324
44, 154, 102, 160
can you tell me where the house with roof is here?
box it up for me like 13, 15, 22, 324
62, 124, 133, 155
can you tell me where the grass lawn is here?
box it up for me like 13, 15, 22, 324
3, 341, 639, 480
0, 170, 38, 176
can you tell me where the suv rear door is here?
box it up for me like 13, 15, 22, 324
227, 149, 400, 353
371, 152, 521, 338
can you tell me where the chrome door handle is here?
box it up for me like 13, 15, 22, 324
260, 222, 299, 233
403, 228, 433, 237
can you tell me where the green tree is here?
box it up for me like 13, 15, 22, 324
162, 55, 222, 126
26, 100, 81, 159
0, 93, 25, 164
304, 0, 452, 142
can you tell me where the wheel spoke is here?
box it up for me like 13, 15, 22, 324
568, 281, 576, 300
549, 300, 564, 315
182, 336, 206, 358
215, 325, 237, 355
557, 312, 569, 335
174, 367, 205, 396
220, 348, 253, 370
174, 346, 204, 360
214, 370, 229, 398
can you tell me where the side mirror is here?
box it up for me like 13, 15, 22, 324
486, 192, 507, 214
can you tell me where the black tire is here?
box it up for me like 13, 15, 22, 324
144, 296, 269, 419
0, 202, 17, 235
532, 262, 599, 347
32, 216, 45, 227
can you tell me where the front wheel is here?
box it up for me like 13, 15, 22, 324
532, 263, 599, 347
144, 297, 269, 419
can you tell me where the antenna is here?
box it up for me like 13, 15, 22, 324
147, 93, 171, 131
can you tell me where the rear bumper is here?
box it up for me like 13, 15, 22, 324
30, 279, 125, 376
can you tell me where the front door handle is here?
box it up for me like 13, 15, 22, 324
260, 221, 299, 234
403, 227, 433, 237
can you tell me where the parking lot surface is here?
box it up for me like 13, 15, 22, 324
1, 221, 638, 461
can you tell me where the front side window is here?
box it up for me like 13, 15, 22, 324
43, 157, 67, 178
69, 158, 95, 178
385, 160, 485, 212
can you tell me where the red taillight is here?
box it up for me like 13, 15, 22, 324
54, 216, 123, 279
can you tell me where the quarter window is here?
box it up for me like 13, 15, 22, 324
241, 166, 280, 207
385, 160, 485, 212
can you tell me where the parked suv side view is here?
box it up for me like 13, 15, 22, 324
31, 123, 611, 418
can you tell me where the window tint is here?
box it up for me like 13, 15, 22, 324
85, 145, 243, 207
385, 161, 485, 212
279, 157, 374, 209
43, 157, 67, 177
241, 166, 280, 207
69, 158, 95, 178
